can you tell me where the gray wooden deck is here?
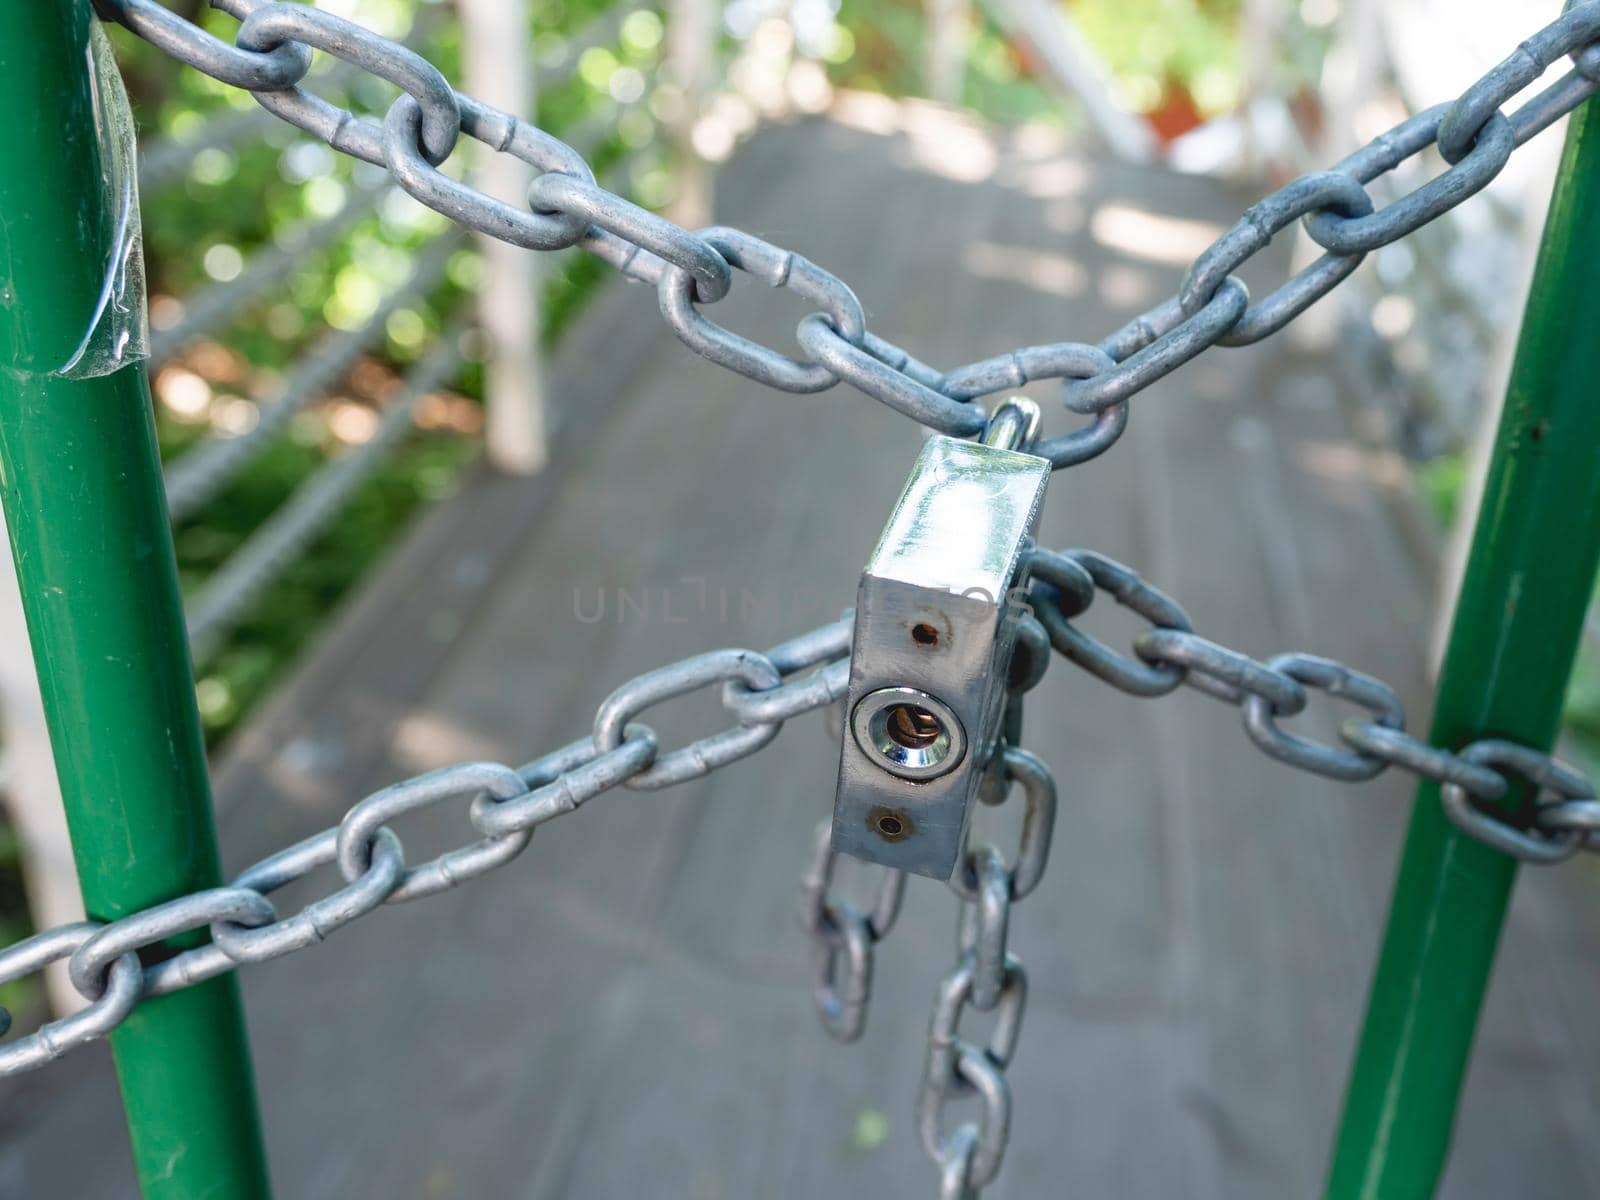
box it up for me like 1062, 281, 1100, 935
5, 101, 1600, 1198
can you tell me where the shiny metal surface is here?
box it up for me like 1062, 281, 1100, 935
97, 2, 1600, 467
832, 435, 1049, 879
868, 438, 1051, 599
0, 615, 855, 1075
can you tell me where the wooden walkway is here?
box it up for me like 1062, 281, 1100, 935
6, 99, 1600, 1198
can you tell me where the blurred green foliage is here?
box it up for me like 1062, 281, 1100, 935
1073, 0, 1244, 115
829, 0, 1327, 124
0, 822, 30, 1022
1416, 451, 1467, 528
1076, 0, 1326, 117
830, 0, 1069, 123
1564, 656, 1600, 773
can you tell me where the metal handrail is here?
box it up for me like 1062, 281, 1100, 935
163, 233, 460, 523
186, 331, 465, 657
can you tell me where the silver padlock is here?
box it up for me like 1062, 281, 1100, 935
831, 400, 1049, 880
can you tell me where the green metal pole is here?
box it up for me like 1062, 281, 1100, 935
0, 4, 271, 1197
1326, 100, 1600, 1198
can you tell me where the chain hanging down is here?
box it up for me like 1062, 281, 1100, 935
911, 595, 1058, 1199
798, 600, 1057, 1198
917, 744, 1057, 1198
799, 819, 906, 1043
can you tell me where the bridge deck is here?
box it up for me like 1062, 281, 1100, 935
6, 100, 1600, 1198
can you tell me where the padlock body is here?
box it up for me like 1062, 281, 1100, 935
831, 436, 1049, 879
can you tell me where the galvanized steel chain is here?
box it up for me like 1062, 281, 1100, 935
918, 744, 1056, 1197
798, 819, 906, 1043
54, 2, 1600, 1183
95, 0, 1600, 470
1028, 546, 1600, 864
0, 616, 853, 1076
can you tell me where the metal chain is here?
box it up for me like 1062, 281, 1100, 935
40, 2, 1600, 1183
798, 819, 905, 1043
1030, 547, 1600, 864
0, 615, 854, 1078
95, 0, 1600, 470
921, 606, 1054, 1197
918, 746, 1057, 1197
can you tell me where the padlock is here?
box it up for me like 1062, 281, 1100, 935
831, 400, 1050, 879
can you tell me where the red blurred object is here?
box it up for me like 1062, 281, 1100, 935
1146, 79, 1204, 143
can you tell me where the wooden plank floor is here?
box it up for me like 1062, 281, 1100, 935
6, 99, 1600, 1198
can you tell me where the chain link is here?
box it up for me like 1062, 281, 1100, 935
592, 648, 782, 789
1240, 654, 1404, 782
950, 748, 1056, 904
1033, 548, 1194, 696
1440, 741, 1593, 864
0, 618, 853, 1077
0, 926, 142, 1075
96, 0, 1600, 469
1032, 548, 1600, 863
797, 820, 905, 1042
233, 1, 460, 166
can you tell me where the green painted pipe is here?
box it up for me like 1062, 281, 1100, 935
0, 4, 271, 1197
1326, 99, 1600, 1197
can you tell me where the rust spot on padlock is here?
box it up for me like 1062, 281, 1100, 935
867, 806, 913, 842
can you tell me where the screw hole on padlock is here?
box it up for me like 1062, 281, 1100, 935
868, 806, 913, 841
911, 622, 940, 647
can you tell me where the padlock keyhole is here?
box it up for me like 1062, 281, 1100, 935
887, 703, 941, 749
850, 687, 966, 781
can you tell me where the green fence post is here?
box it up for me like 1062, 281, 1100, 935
0, 3, 271, 1197
1326, 95, 1600, 1198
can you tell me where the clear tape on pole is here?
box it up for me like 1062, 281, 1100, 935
55, 24, 149, 381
